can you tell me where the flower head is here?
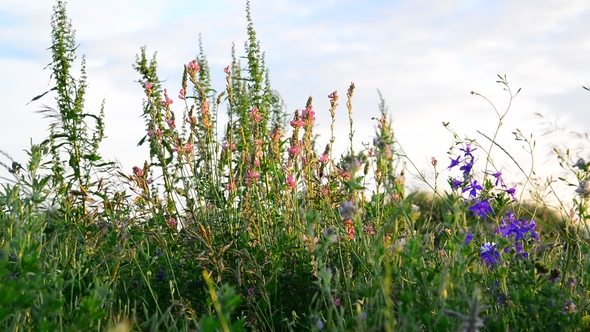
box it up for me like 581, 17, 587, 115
469, 199, 492, 218
480, 242, 501, 267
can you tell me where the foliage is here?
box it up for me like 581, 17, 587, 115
0, 1, 589, 331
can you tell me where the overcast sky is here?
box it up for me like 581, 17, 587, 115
1, 0, 589, 204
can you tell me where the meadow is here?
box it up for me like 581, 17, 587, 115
1, 1, 589, 331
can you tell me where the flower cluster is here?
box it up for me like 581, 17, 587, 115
469, 211, 538, 268
448, 142, 517, 219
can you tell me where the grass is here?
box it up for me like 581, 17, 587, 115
1, 1, 589, 331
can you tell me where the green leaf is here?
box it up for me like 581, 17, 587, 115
26, 87, 58, 105
137, 135, 147, 146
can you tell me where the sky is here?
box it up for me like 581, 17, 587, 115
1, 0, 590, 207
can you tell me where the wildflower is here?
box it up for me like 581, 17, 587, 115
465, 231, 474, 245
339, 201, 357, 220
166, 217, 178, 229
448, 155, 461, 169
489, 170, 503, 187
245, 169, 260, 186
145, 82, 153, 92
287, 144, 302, 158
132, 166, 144, 177
285, 174, 296, 190
248, 287, 255, 296
563, 300, 577, 314
334, 298, 341, 307
179, 88, 186, 99
302, 105, 315, 121
155, 268, 167, 282
187, 59, 199, 72
250, 107, 262, 122
575, 181, 590, 198
328, 91, 338, 99
289, 116, 304, 128
497, 212, 538, 241
344, 219, 355, 240
431, 157, 437, 168
505, 186, 517, 202
480, 242, 500, 267
322, 228, 338, 243
148, 128, 162, 138
316, 317, 324, 330
167, 119, 176, 129
185, 143, 194, 153
469, 199, 492, 218
574, 158, 588, 171
318, 153, 329, 163
460, 143, 477, 159
459, 162, 473, 177
186, 115, 197, 126
363, 224, 375, 235
463, 179, 483, 198
450, 178, 463, 190
223, 65, 230, 74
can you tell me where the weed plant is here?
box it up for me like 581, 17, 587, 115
1, 1, 589, 331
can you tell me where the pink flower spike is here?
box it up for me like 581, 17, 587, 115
188, 60, 199, 72
186, 115, 197, 126
166, 217, 178, 229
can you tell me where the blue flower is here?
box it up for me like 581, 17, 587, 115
459, 162, 473, 177
469, 199, 492, 218
448, 155, 461, 169
450, 178, 464, 190
460, 143, 477, 159
465, 231, 474, 245
505, 186, 517, 202
489, 170, 503, 187
498, 212, 537, 241
463, 179, 483, 198
480, 242, 501, 267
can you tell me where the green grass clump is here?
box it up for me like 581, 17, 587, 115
1, 1, 589, 331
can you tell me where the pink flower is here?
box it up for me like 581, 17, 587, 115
318, 154, 329, 163
290, 117, 304, 128
285, 174, 296, 190
328, 91, 338, 99
186, 115, 197, 126
132, 166, 144, 177
245, 169, 260, 186
287, 145, 302, 158
145, 82, 153, 92
250, 107, 262, 122
179, 88, 186, 99
222, 142, 237, 151
166, 217, 178, 229
188, 60, 199, 72
224, 66, 230, 74
167, 119, 176, 129
302, 106, 315, 121
185, 143, 194, 153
